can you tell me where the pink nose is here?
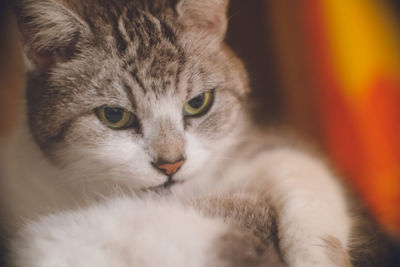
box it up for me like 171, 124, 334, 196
154, 159, 185, 176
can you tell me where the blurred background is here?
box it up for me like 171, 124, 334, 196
226, 0, 400, 236
1, 0, 400, 237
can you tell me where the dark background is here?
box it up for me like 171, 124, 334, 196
227, 1, 282, 124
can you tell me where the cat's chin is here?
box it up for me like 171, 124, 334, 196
146, 177, 185, 194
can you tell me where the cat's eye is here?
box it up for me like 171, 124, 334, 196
96, 106, 135, 129
183, 91, 214, 117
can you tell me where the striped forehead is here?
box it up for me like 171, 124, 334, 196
115, 5, 180, 56
111, 6, 187, 96
120, 48, 186, 97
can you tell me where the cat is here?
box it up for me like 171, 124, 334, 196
1, 0, 399, 266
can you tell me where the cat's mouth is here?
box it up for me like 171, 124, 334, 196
147, 176, 184, 193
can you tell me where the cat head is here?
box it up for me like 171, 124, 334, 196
14, 0, 249, 191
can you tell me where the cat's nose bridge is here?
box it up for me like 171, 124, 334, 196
147, 116, 186, 166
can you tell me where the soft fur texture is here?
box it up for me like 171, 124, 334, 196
12, 197, 228, 267
1, 0, 399, 266
11, 195, 285, 267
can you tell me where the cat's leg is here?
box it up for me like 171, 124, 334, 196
258, 148, 352, 267
193, 192, 285, 266
223, 147, 353, 267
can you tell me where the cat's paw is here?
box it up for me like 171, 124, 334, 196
322, 236, 353, 267
285, 236, 353, 267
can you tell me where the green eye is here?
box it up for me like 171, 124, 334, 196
96, 106, 134, 129
183, 91, 214, 117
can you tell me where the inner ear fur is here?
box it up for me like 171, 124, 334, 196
176, 0, 229, 40
13, 0, 88, 70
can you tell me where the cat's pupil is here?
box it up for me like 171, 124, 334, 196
188, 94, 205, 109
104, 107, 124, 123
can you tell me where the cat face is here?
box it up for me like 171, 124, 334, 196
17, 0, 249, 190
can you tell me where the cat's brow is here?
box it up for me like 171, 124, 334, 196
122, 82, 137, 108
129, 69, 147, 94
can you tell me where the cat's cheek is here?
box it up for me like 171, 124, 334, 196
172, 133, 210, 183
51, 128, 166, 189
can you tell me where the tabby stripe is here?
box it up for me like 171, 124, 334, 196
39, 116, 76, 150
268, 207, 284, 262
110, 13, 128, 54
175, 48, 186, 90
175, 64, 183, 91
159, 20, 177, 44
122, 82, 137, 108
186, 75, 194, 96
142, 13, 158, 41
130, 70, 147, 94
117, 9, 133, 49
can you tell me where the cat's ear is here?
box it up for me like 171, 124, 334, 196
13, 0, 89, 71
176, 0, 229, 41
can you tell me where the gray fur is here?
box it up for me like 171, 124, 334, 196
211, 227, 284, 267
193, 193, 286, 266
16, 0, 248, 154
12, 0, 249, 196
